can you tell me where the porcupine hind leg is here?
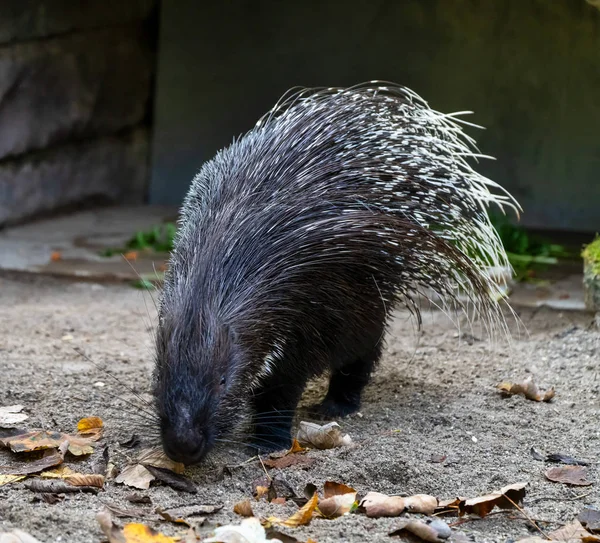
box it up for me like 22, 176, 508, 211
249, 370, 308, 453
315, 336, 384, 419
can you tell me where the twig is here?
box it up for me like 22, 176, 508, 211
258, 455, 272, 481
503, 494, 549, 539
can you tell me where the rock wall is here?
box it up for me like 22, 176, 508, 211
0, 1, 157, 226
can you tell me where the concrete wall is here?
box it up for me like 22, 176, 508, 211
150, 0, 600, 233
0, 0, 158, 227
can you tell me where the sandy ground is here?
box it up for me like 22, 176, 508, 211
0, 273, 598, 543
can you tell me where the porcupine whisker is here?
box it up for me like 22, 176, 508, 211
99, 389, 160, 424
73, 348, 158, 420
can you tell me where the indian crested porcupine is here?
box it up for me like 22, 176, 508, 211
153, 82, 519, 465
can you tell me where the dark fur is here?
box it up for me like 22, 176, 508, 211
153, 83, 516, 465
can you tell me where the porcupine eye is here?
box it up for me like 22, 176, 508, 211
220, 376, 226, 386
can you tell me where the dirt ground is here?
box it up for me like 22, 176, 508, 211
0, 273, 598, 543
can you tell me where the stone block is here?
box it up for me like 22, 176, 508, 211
0, 27, 153, 160
0, 129, 149, 227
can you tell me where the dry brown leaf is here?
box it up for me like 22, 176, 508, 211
323, 481, 356, 498
0, 405, 28, 427
318, 481, 358, 518
26, 479, 99, 494
50, 251, 62, 262
360, 492, 406, 517
435, 498, 465, 516
0, 430, 67, 453
40, 465, 77, 479
204, 517, 283, 543
405, 495, 439, 515
318, 493, 356, 519
97, 509, 180, 543
545, 466, 593, 486
0, 442, 68, 476
143, 465, 196, 493
270, 492, 318, 528
287, 439, 308, 454
77, 416, 104, 440
137, 448, 185, 474
296, 421, 351, 450
0, 474, 26, 487
65, 473, 105, 488
271, 498, 286, 505
579, 507, 600, 533
115, 464, 155, 490
0, 529, 43, 543
157, 504, 222, 525
460, 482, 527, 517
497, 376, 555, 402
234, 500, 255, 517
548, 519, 600, 541
389, 519, 451, 542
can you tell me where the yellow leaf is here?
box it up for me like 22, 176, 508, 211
77, 416, 104, 439
279, 492, 318, 527
0, 474, 26, 486
41, 466, 77, 479
122, 523, 180, 542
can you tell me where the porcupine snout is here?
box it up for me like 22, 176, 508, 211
160, 404, 211, 465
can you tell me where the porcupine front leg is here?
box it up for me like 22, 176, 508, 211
249, 370, 308, 453
315, 341, 383, 418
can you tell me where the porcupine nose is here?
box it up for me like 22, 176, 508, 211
162, 427, 208, 465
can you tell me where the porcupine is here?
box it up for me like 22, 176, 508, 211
153, 82, 519, 465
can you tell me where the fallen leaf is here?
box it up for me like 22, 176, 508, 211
116, 464, 155, 490
50, 251, 62, 262
0, 442, 68, 475
497, 376, 555, 402
65, 473, 105, 488
460, 482, 527, 517
389, 518, 452, 542
204, 517, 283, 543
296, 421, 352, 450
97, 509, 180, 543
0, 405, 28, 427
579, 507, 600, 533
287, 439, 307, 454
120, 435, 141, 448
545, 466, 592, 486
103, 502, 152, 519
34, 493, 64, 504
40, 465, 77, 478
360, 492, 437, 517
434, 498, 464, 516
127, 493, 152, 504
77, 416, 104, 439
0, 430, 66, 453
548, 519, 600, 541
137, 448, 185, 474
0, 529, 43, 543
143, 465, 196, 493
318, 492, 357, 519
234, 500, 255, 517
274, 492, 318, 527
25, 479, 99, 494
323, 481, 356, 498
430, 454, 447, 463
252, 477, 297, 503
271, 498, 287, 505
158, 504, 222, 524
530, 447, 545, 461
0, 474, 26, 486
361, 492, 406, 517
91, 445, 110, 475
546, 453, 589, 466
262, 455, 316, 470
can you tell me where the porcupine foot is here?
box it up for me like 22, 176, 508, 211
313, 344, 381, 419
249, 372, 306, 453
